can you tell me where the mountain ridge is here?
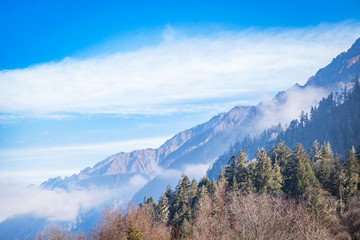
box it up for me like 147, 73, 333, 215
42, 37, 360, 199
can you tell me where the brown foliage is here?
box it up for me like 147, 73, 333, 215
89, 204, 170, 240
341, 196, 360, 239
192, 192, 335, 240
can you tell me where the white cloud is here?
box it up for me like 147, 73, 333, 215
184, 163, 211, 180
0, 182, 114, 222
150, 164, 182, 179
0, 136, 169, 185
1, 22, 360, 116
150, 162, 211, 182
0, 175, 151, 222
256, 85, 329, 131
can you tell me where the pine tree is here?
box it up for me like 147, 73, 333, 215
316, 157, 331, 190
254, 149, 274, 195
198, 176, 211, 192
236, 150, 248, 190
310, 140, 323, 162
224, 156, 237, 189
171, 174, 193, 238
287, 143, 320, 196
343, 150, 360, 199
322, 141, 334, 160
156, 192, 170, 225
269, 161, 283, 196
127, 221, 143, 240
218, 168, 225, 182
269, 139, 292, 172
356, 144, 360, 161
241, 160, 256, 195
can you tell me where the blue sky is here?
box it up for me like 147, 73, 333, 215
1, 0, 360, 185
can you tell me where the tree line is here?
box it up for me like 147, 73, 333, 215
35, 140, 360, 239
34, 79, 360, 239
208, 77, 360, 179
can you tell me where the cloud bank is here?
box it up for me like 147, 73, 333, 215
1, 22, 360, 116
0, 173, 150, 222
256, 85, 329, 131
0, 182, 113, 222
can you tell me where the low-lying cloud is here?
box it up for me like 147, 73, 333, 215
0, 182, 113, 222
151, 163, 211, 182
1, 22, 360, 116
256, 85, 329, 131
0, 173, 150, 222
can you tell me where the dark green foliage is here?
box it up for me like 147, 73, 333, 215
224, 156, 237, 190
289, 143, 320, 196
156, 193, 170, 224
254, 149, 275, 195
168, 174, 196, 238
198, 176, 210, 188
343, 150, 360, 199
269, 139, 292, 169
127, 221, 143, 240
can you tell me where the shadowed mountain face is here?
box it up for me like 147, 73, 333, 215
305, 38, 360, 88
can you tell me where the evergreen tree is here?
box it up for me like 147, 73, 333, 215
198, 176, 211, 191
356, 144, 360, 161
224, 155, 237, 190
310, 140, 323, 162
269, 139, 292, 172
170, 174, 192, 238
269, 161, 283, 196
322, 141, 334, 160
254, 149, 274, 195
127, 221, 143, 240
287, 143, 320, 196
329, 154, 344, 197
316, 157, 331, 190
241, 160, 256, 195
156, 192, 170, 225
343, 150, 360, 199
236, 150, 248, 190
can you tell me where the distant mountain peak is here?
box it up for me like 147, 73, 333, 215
305, 37, 360, 88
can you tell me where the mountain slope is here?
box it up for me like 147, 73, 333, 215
207, 78, 360, 179
306, 38, 360, 88
43, 37, 360, 194
42, 112, 226, 190
131, 37, 360, 202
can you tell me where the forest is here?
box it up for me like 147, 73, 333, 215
208, 78, 360, 179
34, 80, 360, 239
34, 141, 360, 240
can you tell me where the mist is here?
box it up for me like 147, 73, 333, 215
0, 174, 149, 223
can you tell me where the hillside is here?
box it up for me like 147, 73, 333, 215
208, 77, 360, 179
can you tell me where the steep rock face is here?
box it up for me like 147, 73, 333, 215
131, 106, 258, 202
41, 113, 226, 190
306, 38, 360, 88
159, 106, 256, 169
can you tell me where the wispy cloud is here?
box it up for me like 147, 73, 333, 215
256, 85, 329, 131
0, 174, 149, 222
0, 182, 113, 222
0, 136, 169, 185
1, 22, 360, 116
151, 162, 211, 181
